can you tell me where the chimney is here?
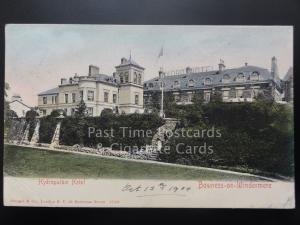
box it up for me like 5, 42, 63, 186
271, 56, 279, 78
88, 65, 99, 76
218, 59, 225, 73
158, 67, 165, 78
245, 62, 248, 66
121, 57, 127, 64
186, 67, 192, 74
61, 78, 67, 85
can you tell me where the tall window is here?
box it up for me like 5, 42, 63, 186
138, 74, 142, 85
174, 81, 179, 88
134, 72, 137, 84
72, 93, 76, 103
104, 92, 109, 103
51, 96, 55, 104
65, 94, 68, 103
87, 90, 94, 101
54, 96, 58, 104
113, 94, 117, 103
124, 72, 129, 83
43, 96, 47, 104
237, 89, 244, 98
120, 73, 124, 83
204, 92, 211, 102
79, 90, 84, 100
135, 94, 139, 105
87, 107, 93, 116
223, 90, 229, 99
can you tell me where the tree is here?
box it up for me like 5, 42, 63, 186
101, 108, 113, 117
4, 83, 10, 122
49, 109, 66, 118
75, 99, 87, 117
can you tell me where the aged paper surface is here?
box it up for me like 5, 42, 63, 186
4, 25, 294, 208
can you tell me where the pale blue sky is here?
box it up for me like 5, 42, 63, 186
5, 25, 293, 106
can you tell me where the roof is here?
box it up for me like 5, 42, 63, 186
144, 65, 277, 91
38, 87, 59, 96
283, 67, 293, 81
115, 58, 144, 70
9, 100, 32, 109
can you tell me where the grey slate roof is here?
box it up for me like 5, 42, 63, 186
115, 58, 144, 70
144, 65, 277, 91
38, 87, 59, 96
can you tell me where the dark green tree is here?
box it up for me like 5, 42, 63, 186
75, 99, 87, 117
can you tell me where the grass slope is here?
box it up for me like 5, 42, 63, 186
4, 145, 263, 180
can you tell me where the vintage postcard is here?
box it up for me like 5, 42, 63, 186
3, 25, 294, 208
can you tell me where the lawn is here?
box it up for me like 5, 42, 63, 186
4, 145, 265, 180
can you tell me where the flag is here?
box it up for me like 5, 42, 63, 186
158, 47, 163, 58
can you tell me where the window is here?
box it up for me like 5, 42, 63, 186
138, 74, 142, 85
174, 80, 180, 88
87, 90, 94, 101
120, 73, 124, 83
229, 90, 236, 98
65, 94, 68, 103
52, 96, 55, 104
87, 107, 93, 116
204, 92, 211, 102
134, 72, 137, 84
135, 94, 139, 105
204, 78, 212, 85
223, 90, 229, 99
236, 73, 245, 82
250, 72, 259, 81
104, 92, 109, 103
174, 95, 180, 102
71, 108, 75, 116
72, 93, 76, 103
149, 83, 153, 88
188, 79, 195, 87
113, 94, 117, 103
124, 72, 129, 83
80, 90, 83, 100
42, 109, 46, 115
222, 74, 230, 83
43, 96, 47, 104
54, 96, 58, 104
237, 89, 244, 98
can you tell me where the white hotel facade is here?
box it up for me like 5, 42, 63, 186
38, 57, 144, 116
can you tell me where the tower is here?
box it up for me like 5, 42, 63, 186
271, 56, 279, 79
115, 57, 145, 114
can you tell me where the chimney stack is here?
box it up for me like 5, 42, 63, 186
61, 78, 67, 85
186, 67, 192, 74
121, 57, 127, 64
271, 56, 279, 78
218, 59, 225, 73
88, 65, 99, 76
159, 67, 165, 78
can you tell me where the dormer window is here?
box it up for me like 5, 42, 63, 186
204, 78, 212, 85
250, 72, 259, 81
222, 74, 230, 83
188, 79, 195, 87
236, 73, 245, 82
174, 80, 180, 88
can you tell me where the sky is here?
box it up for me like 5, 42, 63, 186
5, 25, 293, 106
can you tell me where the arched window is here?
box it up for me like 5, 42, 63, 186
204, 78, 212, 85
138, 74, 142, 85
250, 72, 259, 81
236, 73, 245, 82
222, 74, 230, 83
188, 79, 195, 87
133, 72, 137, 84
174, 80, 180, 88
